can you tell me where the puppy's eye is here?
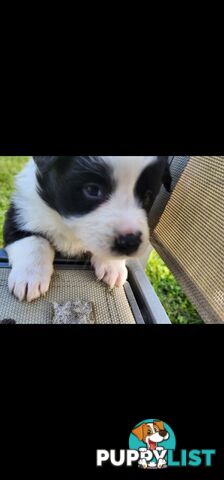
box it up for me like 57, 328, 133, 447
83, 183, 105, 200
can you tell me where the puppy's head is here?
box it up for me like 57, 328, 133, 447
34, 156, 171, 259
132, 421, 169, 446
145, 421, 169, 445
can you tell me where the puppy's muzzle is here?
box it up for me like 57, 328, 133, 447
113, 232, 142, 255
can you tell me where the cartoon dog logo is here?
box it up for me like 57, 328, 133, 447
132, 420, 170, 469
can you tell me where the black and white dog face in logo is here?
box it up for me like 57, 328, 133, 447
4, 156, 171, 302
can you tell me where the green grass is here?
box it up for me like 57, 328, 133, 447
146, 251, 203, 324
0, 156, 203, 324
0, 157, 28, 243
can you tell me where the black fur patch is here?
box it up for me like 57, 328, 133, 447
35, 156, 115, 216
3, 204, 39, 247
135, 157, 172, 213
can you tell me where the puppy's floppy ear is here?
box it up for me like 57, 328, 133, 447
132, 423, 148, 441
159, 156, 172, 192
154, 420, 165, 431
33, 156, 59, 174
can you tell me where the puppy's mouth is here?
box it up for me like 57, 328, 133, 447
148, 439, 157, 450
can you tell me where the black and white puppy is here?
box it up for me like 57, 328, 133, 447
3, 156, 171, 302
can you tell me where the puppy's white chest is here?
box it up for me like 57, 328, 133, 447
50, 231, 85, 256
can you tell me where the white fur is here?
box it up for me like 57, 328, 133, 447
13, 157, 154, 258
7, 157, 155, 300
91, 256, 128, 289
13, 159, 84, 256
6, 236, 54, 302
64, 156, 156, 258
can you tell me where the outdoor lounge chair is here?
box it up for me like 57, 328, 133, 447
0, 156, 223, 324
149, 156, 224, 324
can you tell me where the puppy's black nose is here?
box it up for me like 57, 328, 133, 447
160, 430, 167, 438
113, 232, 142, 255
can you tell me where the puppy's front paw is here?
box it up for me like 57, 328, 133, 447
157, 459, 166, 469
91, 257, 128, 289
8, 264, 54, 302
